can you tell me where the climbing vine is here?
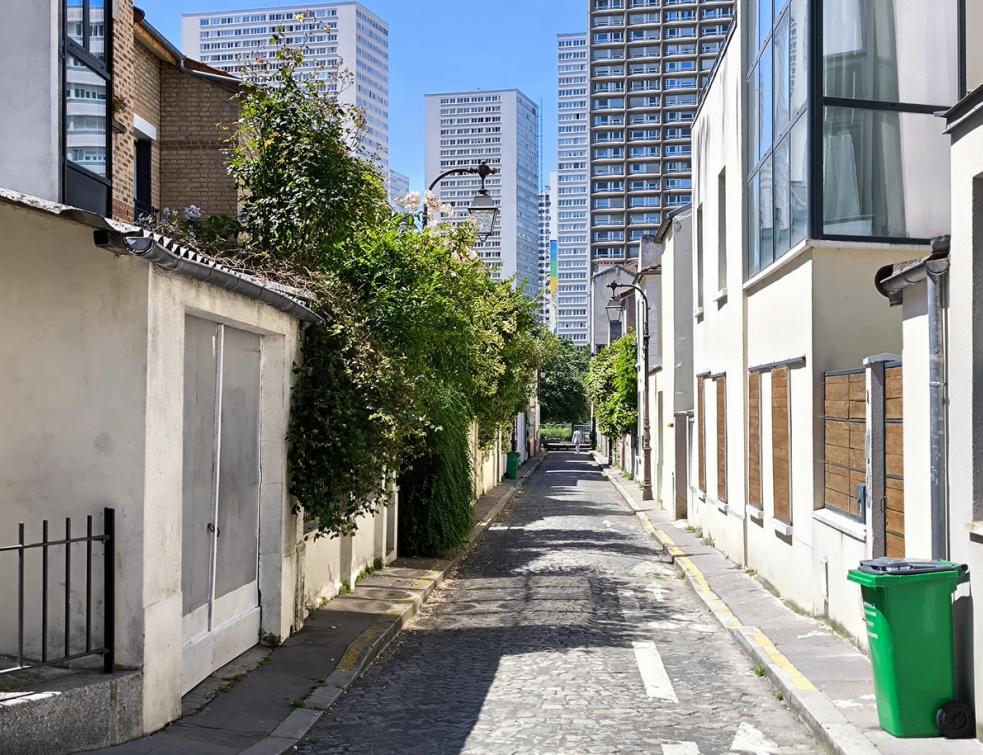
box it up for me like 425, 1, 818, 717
586, 332, 638, 439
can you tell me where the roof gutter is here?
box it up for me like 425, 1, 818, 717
134, 8, 241, 88
121, 235, 321, 324
874, 235, 950, 306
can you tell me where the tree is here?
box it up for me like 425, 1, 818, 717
539, 333, 590, 425
586, 332, 638, 438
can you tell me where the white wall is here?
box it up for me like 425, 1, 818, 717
0, 1, 61, 200
945, 105, 983, 721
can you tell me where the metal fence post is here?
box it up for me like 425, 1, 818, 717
103, 507, 115, 673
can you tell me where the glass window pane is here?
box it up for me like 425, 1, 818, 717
789, 0, 808, 115
774, 137, 791, 257
822, 106, 951, 238
757, 0, 772, 52
758, 43, 773, 161
774, 14, 789, 134
749, 60, 760, 164
759, 157, 774, 267
790, 116, 809, 244
749, 176, 761, 275
89, 0, 107, 61
65, 55, 108, 177
66, 0, 84, 47
823, 0, 958, 106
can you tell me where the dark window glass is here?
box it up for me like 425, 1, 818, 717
758, 43, 773, 162
823, 0, 958, 106
790, 116, 808, 244
65, 55, 108, 177
789, 0, 808, 115
773, 136, 791, 257
774, 14, 789, 133
757, 0, 772, 52
749, 175, 761, 274
758, 157, 774, 268
822, 106, 950, 238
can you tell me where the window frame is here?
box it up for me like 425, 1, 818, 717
62, 0, 114, 211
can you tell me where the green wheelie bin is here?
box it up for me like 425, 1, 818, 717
847, 558, 972, 738
506, 451, 520, 480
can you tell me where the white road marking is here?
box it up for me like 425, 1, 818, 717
729, 721, 779, 754
662, 743, 699, 755
631, 640, 678, 702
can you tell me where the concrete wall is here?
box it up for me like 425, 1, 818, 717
0, 0, 61, 201
0, 204, 150, 668
0, 202, 396, 736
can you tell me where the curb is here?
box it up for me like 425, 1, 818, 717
241, 455, 545, 755
595, 456, 879, 755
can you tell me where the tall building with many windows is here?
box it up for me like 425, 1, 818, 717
555, 33, 591, 346
182, 3, 389, 172
424, 89, 539, 288
537, 184, 553, 325
588, 0, 733, 263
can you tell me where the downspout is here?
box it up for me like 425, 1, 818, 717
927, 238, 951, 560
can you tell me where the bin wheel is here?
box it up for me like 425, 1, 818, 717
937, 700, 974, 739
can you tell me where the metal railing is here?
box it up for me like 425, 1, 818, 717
0, 507, 115, 675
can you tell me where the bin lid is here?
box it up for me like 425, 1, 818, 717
858, 557, 963, 575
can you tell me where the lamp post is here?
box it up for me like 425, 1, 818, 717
606, 280, 653, 502
423, 161, 499, 241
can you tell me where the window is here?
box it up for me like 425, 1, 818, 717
698, 377, 706, 492
772, 367, 791, 524
822, 369, 865, 520
134, 139, 152, 218
64, 1, 112, 216
748, 372, 762, 509
717, 169, 727, 291
695, 205, 704, 309
715, 375, 727, 503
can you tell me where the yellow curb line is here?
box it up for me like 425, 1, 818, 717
598, 459, 816, 692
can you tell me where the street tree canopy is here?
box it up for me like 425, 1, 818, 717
539, 333, 590, 425
586, 332, 638, 438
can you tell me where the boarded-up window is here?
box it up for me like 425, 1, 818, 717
698, 377, 706, 492
885, 365, 905, 557
715, 375, 727, 502
748, 371, 762, 507
823, 369, 865, 519
772, 367, 792, 523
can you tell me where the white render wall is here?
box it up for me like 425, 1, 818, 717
0, 200, 394, 736
0, 0, 61, 201
945, 105, 983, 724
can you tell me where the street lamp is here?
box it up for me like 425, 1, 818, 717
607, 280, 653, 502
423, 161, 499, 242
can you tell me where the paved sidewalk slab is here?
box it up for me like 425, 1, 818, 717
95, 457, 542, 755
597, 455, 983, 755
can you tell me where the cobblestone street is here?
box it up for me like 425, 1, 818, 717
297, 453, 819, 754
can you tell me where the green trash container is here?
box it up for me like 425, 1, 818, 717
847, 558, 972, 738
506, 451, 520, 480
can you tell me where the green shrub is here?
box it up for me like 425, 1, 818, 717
397, 394, 474, 556
540, 424, 573, 441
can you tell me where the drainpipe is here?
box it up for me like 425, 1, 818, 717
926, 238, 951, 560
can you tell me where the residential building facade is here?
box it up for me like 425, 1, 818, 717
424, 89, 540, 288
555, 32, 591, 346
686, 0, 971, 706
387, 168, 409, 209
587, 0, 733, 265
537, 183, 554, 325
182, 2, 390, 173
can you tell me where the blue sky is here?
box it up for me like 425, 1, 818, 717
137, 0, 587, 192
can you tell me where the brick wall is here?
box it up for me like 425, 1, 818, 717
111, 0, 135, 222
133, 41, 161, 210
159, 67, 239, 218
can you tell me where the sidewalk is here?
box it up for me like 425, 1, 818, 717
99, 456, 542, 755
597, 454, 983, 755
